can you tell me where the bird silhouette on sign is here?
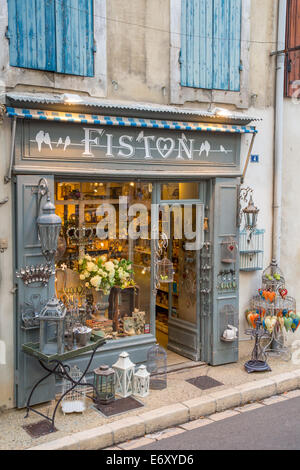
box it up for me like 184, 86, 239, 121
35, 131, 53, 151
220, 145, 228, 154
199, 140, 211, 158
64, 136, 71, 151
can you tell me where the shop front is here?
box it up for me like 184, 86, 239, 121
7, 106, 257, 408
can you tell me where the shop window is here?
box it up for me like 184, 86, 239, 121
7, 0, 94, 76
161, 182, 199, 200
55, 181, 152, 341
285, 0, 300, 97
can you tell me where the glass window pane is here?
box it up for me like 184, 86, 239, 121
161, 182, 199, 200
55, 181, 153, 343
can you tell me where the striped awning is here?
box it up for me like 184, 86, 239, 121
6, 107, 258, 134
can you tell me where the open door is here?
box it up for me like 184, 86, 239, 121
15, 175, 56, 408
155, 195, 204, 361
210, 178, 240, 366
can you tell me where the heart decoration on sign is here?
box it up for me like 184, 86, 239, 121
156, 138, 175, 159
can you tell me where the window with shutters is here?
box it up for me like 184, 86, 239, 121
170, 0, 250, 108
180, 0, 242, 91
285, 0, 300, 97
7, 0, 94, 77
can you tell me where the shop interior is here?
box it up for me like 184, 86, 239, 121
54, 180, 200, 366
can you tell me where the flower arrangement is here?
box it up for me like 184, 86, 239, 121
75, 254, 135, 294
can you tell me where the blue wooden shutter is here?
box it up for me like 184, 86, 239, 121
181, 0, 241, 91
7, 0, 56, 71
55, 0, 94, 77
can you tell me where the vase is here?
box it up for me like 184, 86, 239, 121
92, 290, 110, 320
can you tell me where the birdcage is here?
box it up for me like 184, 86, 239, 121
239, 229, 265, 272
61, 365, 87, 414
262, 259, 285, 290
147, 343, 167, 390
221, 238, 238, 264
157, 257, 174, 284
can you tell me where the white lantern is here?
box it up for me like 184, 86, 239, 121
112, 351, 135, 398
133, 365, 150, 398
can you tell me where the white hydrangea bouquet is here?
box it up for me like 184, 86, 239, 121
75, 254, 135, 294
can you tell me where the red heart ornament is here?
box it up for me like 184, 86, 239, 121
279, 289, 288, 299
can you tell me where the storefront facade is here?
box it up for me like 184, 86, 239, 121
7, 106, 256, 408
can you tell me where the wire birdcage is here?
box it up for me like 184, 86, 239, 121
147, 343, 167, 390
221, 238, 238, 264
262, 259, 285, 290
61, 365, 87, 414
157, 257, 174, 284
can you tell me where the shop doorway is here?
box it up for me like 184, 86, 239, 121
154, 183, 205, 362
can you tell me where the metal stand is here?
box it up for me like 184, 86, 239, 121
23, 340, 104, 432
245, 318, 272, 374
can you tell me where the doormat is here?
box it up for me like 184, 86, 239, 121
186, 376, 224, 390
93, 396, 144, 418
23, 420, 57, 438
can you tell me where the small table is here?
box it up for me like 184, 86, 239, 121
22, 335, 106, 432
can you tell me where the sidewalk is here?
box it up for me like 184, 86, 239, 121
1, 341, 300, 450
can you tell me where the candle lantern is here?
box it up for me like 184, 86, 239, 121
37, 191, 62, 264
243, 195, 259, 236
93, 365, 115, 405
133, 365, 150, 398
112, 351, 135, 398
39, 297, 67, 355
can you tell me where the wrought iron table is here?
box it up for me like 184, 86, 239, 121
22, 335, 106, 432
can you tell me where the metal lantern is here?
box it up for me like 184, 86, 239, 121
39, 297, 67, 355
93, 365, 115, 405
133, 365, 150, 398
147, 343, 167, 390
37, 195, 62, 263
112, 351, 135, 398
243, 195, 259, 235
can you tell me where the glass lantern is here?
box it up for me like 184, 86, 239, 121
243, 196, 259, 235
37, 196, 62, 263
157, 257, 174, 284
39, 297, 67, 355
93, 365, 115, 405
133, 365, 150, 398
112, 351, 135, 398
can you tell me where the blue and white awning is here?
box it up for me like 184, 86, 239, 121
6, 107, 258, 134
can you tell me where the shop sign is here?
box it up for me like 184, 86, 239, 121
23, 121, 239, 165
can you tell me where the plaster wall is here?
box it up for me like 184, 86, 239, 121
0, 119, 15, 410
281, 98, 300, 343
238, 108, 274, 338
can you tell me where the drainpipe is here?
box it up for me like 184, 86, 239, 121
273, 0, 287, 264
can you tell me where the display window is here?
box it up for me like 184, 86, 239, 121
55, 180, 152, 341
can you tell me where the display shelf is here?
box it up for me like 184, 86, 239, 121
156, 303, 169, 310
